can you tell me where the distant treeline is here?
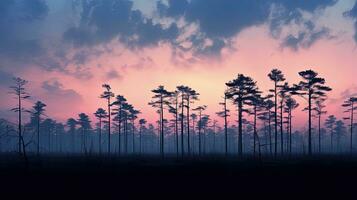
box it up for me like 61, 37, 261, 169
1, 69, 356, 158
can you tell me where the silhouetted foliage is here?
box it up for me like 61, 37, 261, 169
268, 69, 285, 156
226, 74, 259, 156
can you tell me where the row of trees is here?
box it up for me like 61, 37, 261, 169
4, 69, 357, 158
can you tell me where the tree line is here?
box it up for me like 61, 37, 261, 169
2, 69, 356, 159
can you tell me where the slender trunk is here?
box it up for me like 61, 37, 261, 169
175, 97, 179, 157
99, 118, 102, 155
318, 114, 321, 154
108, 98, 111, 155
160, 96, 164, 157
181, 95, 184, 157
198, 111, 202, 155
18, 93, 22, 154
274, 82, 278, 157
351, 102, 354, 154
139, 126, 142, 154
119, 105, 122, 155
268, 110, 272, 155
238, 100, 243, 156
308, 91, 312, 156
224, 95, 228, 156
187, 97, 190, 155
132, 119, 135, 154
253, 105, 257, 156
125, 118, 128, 154
280, 99, 284, 155
192, 119, 195, 155
331, 128, 333, 153
37, 114, 40, 156
289, 110, 292, 154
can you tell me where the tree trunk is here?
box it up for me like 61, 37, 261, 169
280, 99, 284, 155
119, 106, 122, 155
351, 102, 354, 154
181, 95, 184, 157
308, 91, 312, 156
108, 98, 111, 155
99, 118, 102, 155
37, 114, 40, 156
175, 98, 179, 157
187, 97, 190, 155
253, 105, 257, 156
224, 95, 228, 156
198, 111, 202, 156
274, 82, 278, 157
238, 100, 243, 156
318, 114, 321, 154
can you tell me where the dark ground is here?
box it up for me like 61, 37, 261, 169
1, 154, 357, 199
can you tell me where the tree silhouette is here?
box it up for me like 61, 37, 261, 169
100, 84, 114, 155
128, 107, 140, 154
77, 113, 91, 154
112, 95, 127, 155
149, 86, 172, 157
342, 97, 357, 153
325, 115, 336, 152
216, 91, 230, 156
121, 103, 133, 154
177, 85, 199, 156
168, 91, 179, 156
185, 87, 199, 155
226, 74, 259, 156
246, 93, 263, 156
284, 96, 299, 154
314, 98, 327, 153
30, 101, 46, 156
66, 118, 77, 152
268, 69, 285, 157
334, 120, 346, 152
139, 119, 147, 154
190, 113, 197, 154
277, 82, 291, 154
94, 108, 107, 155
258, 97, 274, 155
297, 70, 331, 155
193, 105, 207, 156
9, 77, 30, 158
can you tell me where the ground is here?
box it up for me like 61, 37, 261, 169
0, 154, 356, 199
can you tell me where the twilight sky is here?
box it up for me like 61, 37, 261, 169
1, 0, 357, 128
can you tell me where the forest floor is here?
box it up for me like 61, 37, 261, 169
0, 153, 357, 199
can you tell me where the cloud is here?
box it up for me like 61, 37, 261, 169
0, 69, 14, 86
0, 0, 49, 59
0, 0, 342, 80
157, 0, 337, 55
63, 0, 179, 49
344, 1, 357, 42
105, 69, 122, 80
281, 26, 331, 51
41, 79, 82, 103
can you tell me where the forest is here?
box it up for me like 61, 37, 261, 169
1, 68, 356, 160
3, 68, 357, 198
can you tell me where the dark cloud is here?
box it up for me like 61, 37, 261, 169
344, 1, 357, 42
0, 0, 49, 59
106, 69, 122, 80
63, 0, 179, 49
0, 69, 14, 86
41, 79, 82, 103
0, 0, 341, 78
281, 27, 331, 51
158, 0, 337, 54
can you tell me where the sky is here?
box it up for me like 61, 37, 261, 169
1, 0, 357, 129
